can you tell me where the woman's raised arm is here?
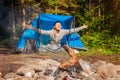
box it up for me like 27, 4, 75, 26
25, 24, 49, 35
63, 24, 88, 35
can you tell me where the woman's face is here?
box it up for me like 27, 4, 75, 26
54, 22, 62, 31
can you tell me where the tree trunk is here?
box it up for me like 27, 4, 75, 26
9, 0, 16, 48
98, 0, 101, 31
89, 0, 92, 11
55, 0, 59, 14
21, 0, 26, 29
11, 1, 16, 39
98, 0, 101, 16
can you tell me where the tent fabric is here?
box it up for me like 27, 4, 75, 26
39, 13, 73, 46
16, 13, 87, 52
68, 33, 87, 50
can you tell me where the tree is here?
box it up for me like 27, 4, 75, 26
21, 0, 26, 29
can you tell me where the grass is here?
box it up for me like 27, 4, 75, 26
77, 47, 120, 58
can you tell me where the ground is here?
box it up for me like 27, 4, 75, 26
0, 48, 120, 76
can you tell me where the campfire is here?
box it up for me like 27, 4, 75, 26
0, 57, 120, 80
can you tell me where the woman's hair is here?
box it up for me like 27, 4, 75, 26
53, 21, 61, 26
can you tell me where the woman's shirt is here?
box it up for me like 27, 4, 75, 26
31, 27, 84, 45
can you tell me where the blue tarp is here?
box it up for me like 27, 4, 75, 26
16, 13, 86, 51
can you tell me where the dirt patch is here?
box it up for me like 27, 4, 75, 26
80, 54, 120, 65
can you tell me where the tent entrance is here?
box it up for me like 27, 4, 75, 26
23, 39, 38, 53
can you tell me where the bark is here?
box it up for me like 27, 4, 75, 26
98, 0, 101, 17
21, 0, 26, 29
9, 0, 16, 48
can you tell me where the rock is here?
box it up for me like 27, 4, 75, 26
33, 72, 48, 80
71, 71, 84, 79
0, 78, 4, 80
14, 76, 34, 80
83, 73, 103, 80
54, 71, 74, 80
44, 59, 60, 76
115, 65, 120, 75
80, 71, 89, 77
97, 63, 117, 79
47, 66, 59, 76
91, 60, 106, 71
3, 72, 22, 80
116, 75, 120, 80
16, 66, 35, 77
79, 59, 94, 75
4, 72, 17, 78
44, 69, 53, 76
27, 64, 44, 72
29, 59, 49, 71
46, 59, 60, 67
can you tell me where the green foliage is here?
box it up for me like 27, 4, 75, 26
81, 32, 120, 55
39, 0, 80, 15
47, 0, 59, 6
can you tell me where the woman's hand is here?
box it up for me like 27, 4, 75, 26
82, 24, 88, 29
25, 24, 33, 29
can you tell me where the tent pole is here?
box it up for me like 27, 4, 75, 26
68, 16, 75, 46
38, 14, 42, 53
68, 18, 72, 45
73, 15, 75, 47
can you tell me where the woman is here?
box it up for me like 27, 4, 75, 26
25, 22, 88, 75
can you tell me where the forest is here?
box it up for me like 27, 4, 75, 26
0, 0, 120, 55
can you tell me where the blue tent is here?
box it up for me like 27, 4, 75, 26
16, 13, 87, 52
